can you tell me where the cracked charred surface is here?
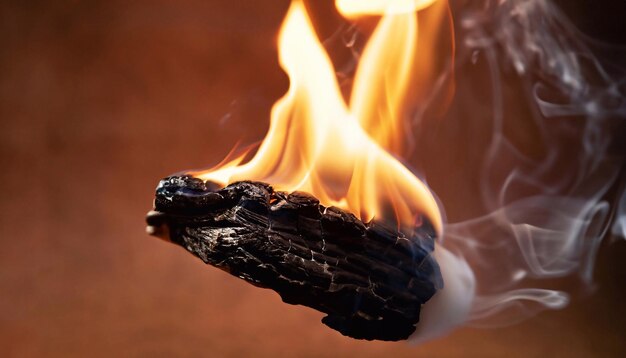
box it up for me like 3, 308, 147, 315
146, 175, 442, 341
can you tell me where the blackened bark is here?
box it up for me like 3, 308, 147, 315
146, 175, 442, 341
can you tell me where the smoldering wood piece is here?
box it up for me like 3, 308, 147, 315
147, 175, 442, 341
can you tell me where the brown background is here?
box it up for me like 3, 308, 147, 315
1, 1, 625, 357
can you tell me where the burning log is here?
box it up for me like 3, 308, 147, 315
146, 175, 442, 341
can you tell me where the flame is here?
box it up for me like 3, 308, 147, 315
337, 0, 438, 17
194, 0, 445, 233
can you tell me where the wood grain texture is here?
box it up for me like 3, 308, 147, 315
147, 175, 442, 340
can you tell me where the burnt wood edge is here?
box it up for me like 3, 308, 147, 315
147, 175, 442, 341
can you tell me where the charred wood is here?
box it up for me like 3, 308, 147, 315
147, 175, 442, 341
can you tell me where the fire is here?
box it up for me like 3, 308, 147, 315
337, 0, 437, 16
194, 0, 445, 233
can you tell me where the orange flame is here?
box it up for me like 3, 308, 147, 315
194, 0, 447, 233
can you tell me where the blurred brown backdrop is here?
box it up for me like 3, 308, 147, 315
0, 0, 625, 357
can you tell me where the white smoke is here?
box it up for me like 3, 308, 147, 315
411, 0, 625, 340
